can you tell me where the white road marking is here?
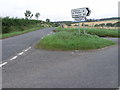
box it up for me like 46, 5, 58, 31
1, 46, 32, 67
24, 49, 28, 52
10, 47, 31, 61
10, 56, 18, 61
18, 52, 24, 56
28, 47, 31, 49
24, 47, 31, 52
0, 62, 8, 67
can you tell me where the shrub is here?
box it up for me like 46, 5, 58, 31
113, 22, 120, 27
106, 23, 113, 27
99, 23, 105, 27
2, 17, 54, 34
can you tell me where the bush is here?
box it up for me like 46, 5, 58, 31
99, 23, 105, 27
2, 17, 54, 34
94, 24, 99, 27
113, 22, 120, 27
2, 17, 41, 33
106, 23, 113, 27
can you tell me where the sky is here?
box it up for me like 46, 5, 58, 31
0, 0, 119, 21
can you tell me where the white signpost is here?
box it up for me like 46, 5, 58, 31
71, 7, 91, 34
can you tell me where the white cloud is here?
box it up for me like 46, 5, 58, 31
0, 0, 119, 21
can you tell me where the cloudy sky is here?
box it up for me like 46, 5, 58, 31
0, 0, 119, 21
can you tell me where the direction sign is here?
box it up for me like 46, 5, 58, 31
71, 7, 91, 35
71, 7, 91, 21
74, 17, 86, 21
86, 8, 91, 16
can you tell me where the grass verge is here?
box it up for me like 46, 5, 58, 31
36, 31, 116, 51
54, 27, 119, 37
0, 26, 45, 39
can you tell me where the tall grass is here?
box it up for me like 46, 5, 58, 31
0, 26, 44, 39
36, 31, 115, 50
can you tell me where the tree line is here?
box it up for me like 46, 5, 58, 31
2, 17, 43, 33
24, 10, 40, 20
94, 22, 120, 27
24, 10, 50, 22
1, 10, 58, 34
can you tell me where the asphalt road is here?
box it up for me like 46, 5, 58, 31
1, 28, 119, 88
2, 28, 54, 61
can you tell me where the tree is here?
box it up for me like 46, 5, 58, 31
35, 13, 40, 20
30, 14, 33, 19
24, 10, 32, 19
46, 18, 50, 22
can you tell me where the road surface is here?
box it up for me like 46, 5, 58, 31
1, 28, 119, 88
2, 28, 54, 61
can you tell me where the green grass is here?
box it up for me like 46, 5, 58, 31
54, 27, 119, 37
0, 26, 45, 39
36, 31, 116, 51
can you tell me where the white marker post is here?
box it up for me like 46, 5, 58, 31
71, 7, 91, 35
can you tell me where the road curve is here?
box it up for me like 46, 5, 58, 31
2, 37, 118, 88
2, 28, 55, 61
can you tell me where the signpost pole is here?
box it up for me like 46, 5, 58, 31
71, 7, 91, 35
78, 22, 80, 35
83, 22, 85, 34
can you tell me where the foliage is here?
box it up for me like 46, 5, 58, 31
94, 24, 99, 27
2, 17, 42, 34
113, 22, 120, 27
106, 23, 113, 27
46, 18, 50, 23
99, 23, 105, 27
94, 22, 120, 27
52, 22, 60, 27
1, 26, 43, 39
24, 10, 32, 19
35, 13, 40, 20
30, 14, 33, 19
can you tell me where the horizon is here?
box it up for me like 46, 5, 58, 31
0, 0, 119, 22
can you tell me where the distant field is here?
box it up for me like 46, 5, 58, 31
54, 27, 119, 37
63, 19, 119, 29
71, 19, 118, 26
